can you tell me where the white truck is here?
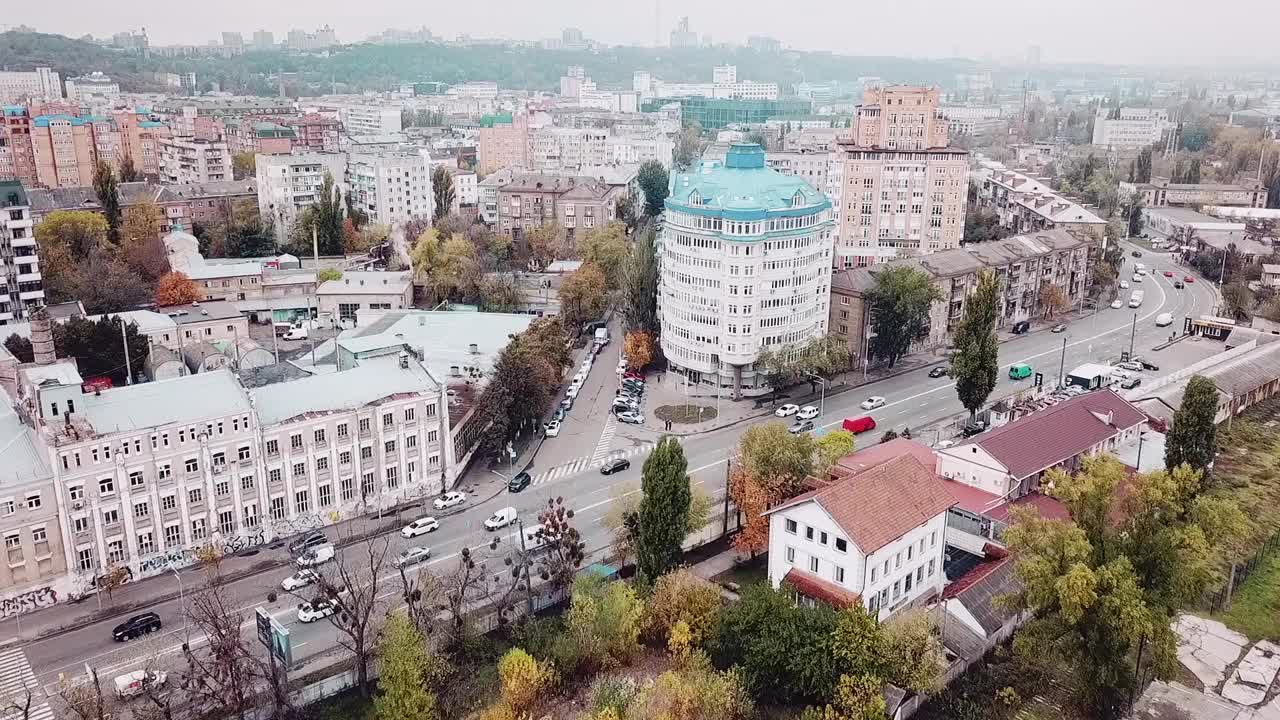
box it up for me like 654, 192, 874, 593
114, 670, 168, 700
593, 327, 609, 346
1128, 290, 1145, 308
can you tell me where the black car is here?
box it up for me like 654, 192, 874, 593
620, 381, 645, 394
508, 472, 532, 493
1120, 377, 1141, 390
961, 420, 987, 438
1174, 280, 1184, 289
600, 458, 631, 475
288, 530, 328, 556
1131, 250, 1142, 258
1133, 358, 1160, 371
789, 420, 815, 435
928, 366, 948, 378
113, 612, 162, 641
1011, 320, 1031, 334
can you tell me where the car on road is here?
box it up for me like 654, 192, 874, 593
112, 612, 162, 642
617, 410, 645, 425
842, 416, 877, 434
789, 419, 815, 434
775, 403, 800, 417
1135, 358, 1160, 371
401, 516, 440, 538
296, 543, 335, 568
1117, 361, 1143, 371
1119, 377, 1142, 390
961, 420, 987, 438
1132, 273, 1143, 282
796, 405, 819, 420
552, 406, 567, 423
566, 385, 581, 400
600, 457, 631, 475
485, 507, 518, 531
297, 598, 338, 623
1011, 320, 1031, 334
508, 472, 532, 493
928, 366, 948, 378
1155, 313, 1173, 327
1184, 275, 1195, 283
1111, 299, 1124, 309
1120, 280, 1130, 289
1009, 363, 1033, 380
572, 371, 587, 385
1131, 250, 1142, 257
113, 670, 168, 700
1051, 323, 1067, 333
612, 398, 640, 413
281, 568, 320, 591
394, 546, 432, 568
1174, 280, 1185, 289
559, 398, 573, 412
1163, 270, 1174, 277
616, 360, 627, 375
433, 491, 467, 510
544, 420, 562, 437
288, 530, 328, 556
860, 396, 886, 410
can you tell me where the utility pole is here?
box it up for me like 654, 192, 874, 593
1057, 335, 1067, 387
120, 320, 133, 384
1129, 312, 1138, 358
516, 518, 534, 617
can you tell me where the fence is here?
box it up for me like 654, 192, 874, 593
1206, 530, 1280, 612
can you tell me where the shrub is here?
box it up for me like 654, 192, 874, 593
644, 569, 722, 649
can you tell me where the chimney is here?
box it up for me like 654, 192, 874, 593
30, 309, 55, 366
469, 343, 479, 354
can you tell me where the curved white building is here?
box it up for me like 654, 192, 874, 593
660, 144, 834, 398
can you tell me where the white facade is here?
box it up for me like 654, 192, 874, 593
447, 168, 478, 211
0, 68, 62, 103
159, 137, 231, 184
531, 127, 672, 171
449, 81, 499, 100
317, 271, 414, 323
0, 185, 44, 324
712, 65, 738, 85
1092, 107, 1171, 149
346, 153, 433, 227
255, 152, 349, 232
339, 105, 403, 137
64, 73, 120, 116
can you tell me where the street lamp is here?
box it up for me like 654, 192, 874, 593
1134, 431, 1149, 471
804, 372, 827, 422
169, 562, 189, 645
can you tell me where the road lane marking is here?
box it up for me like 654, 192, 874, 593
590, 415, 617, 464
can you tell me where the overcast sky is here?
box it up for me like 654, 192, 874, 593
19, 0, 1280, 67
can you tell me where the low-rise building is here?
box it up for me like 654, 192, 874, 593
497, 172, 628, 245
976, 163, 1107, 239
1121, 177, 1265, 209
317, 271, 414, 325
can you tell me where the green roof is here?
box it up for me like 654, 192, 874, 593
665, 144, 830, 221
479, 113, 513, 128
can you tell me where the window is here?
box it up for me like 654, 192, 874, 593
358, 418, 370, 434
425, 404, 437, 418
337, 423, 349, 439
835, 566, 846, 584
243, 503, 259, 528
316, 457, 329, 471
212, 452, 225, 467
99, 478, 115, 496
319, 484, 333, 507
191, 518, 207, 541
404, 407, 415, 422
128, 471, 144, 490
137, 532, 154, 555
238, 446, 251, 462
406, 434, 417, 448
134, 501, 149, 519
314, 429, 326, 445
871, 567, 878, 583
241, 475, 255, 491
0, 500, 12, 516
215, 480, 230, 497
292, 462, 306, 478
785, 546, 796, 563
266, 439, 279, 455
893, 580, 901, 599
928, 559, 936, 577
930, 531, 936, 547
785, 519, 797, 534
69, 485, 84, 502
384, 440, 396, 454
427, 430, 438, 444
339, 451, 351, 465
161, 495, 177, 511
73, 516, 90, 533
77, 548, 95, 571
809, 556, 819, 573
269, 468, 281, 484
361, 473, 375, 497
835, 537, 848, 553
805, 526, 814, 541
188, 488, 203, 505
164, 524, 183, 549
269, 497, 286, 520
184, 458, 199, 474
895, 552, 902, 569
157, 464, 171, 480
102, 508, 120, 526
5, 534, 20, 549
219, 510, 235, 534
294, 490, 310, 514
386, 466, 399, 489
819, 531, 828, 546
907, 545, 914, 561
340, 477, 354, 502
916, 567, 924, 584
25, 493, 41, 510
904, 572, 913, 592
290, 434, 303, 450
919, 538, 926, 554
382, 412, 393, 427
360, 446, 373, 460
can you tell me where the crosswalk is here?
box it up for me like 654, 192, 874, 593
590, 415, 618, 464
0, 647, 55, 720
532, 442, 656, 486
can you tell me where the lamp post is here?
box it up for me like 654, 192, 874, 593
169, 562, 189, 645
804, 372, 827, 422
1129, 312, 1138, 358
1134, 431, 1148, 471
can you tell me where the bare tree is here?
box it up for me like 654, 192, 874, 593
439, 542, 499, 650
398, 562, 447, 639
54, 667, 107, 720
182, 576, 259, 720
1, 687, 38, 720
314, 536, 391, 697
530, 496, 585, 598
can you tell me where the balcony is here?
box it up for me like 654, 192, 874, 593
18, 289, 43, 301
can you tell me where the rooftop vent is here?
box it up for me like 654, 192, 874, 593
468, 343, 479, 354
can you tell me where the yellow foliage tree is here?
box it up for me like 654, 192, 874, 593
623, 331, 655, 371
155, 271, 201, 306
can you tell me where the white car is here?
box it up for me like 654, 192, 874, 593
297, 598, 338, 623
400, 516, 439, 538
433, 491, 467, 511
1132, 273, 1143, 282
296, 543, 335, 568
796, 405, 819, 420
860, 396, 886, 410
544, 420, 562, 437
617, 410, 644, 425
774, 404, 800, 417
1120, 281, 1130, 289
484, 507, 518, 531
1117, 361, 1143, 372
393, 546, 432, 568
566, 385, 580, 399
573, 371, 588, 385
280, 568, 319, 592
1110, 299, 1124, 309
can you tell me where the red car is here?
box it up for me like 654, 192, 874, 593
1163, 270, 1174, 277
1184, 275, 1195, 283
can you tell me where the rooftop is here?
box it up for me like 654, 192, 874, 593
317, 271, 412, 296
79, 370, 251, 435
0, 387, 53, 488
250, 355, 439, 425
335, 309, 535, 383
155, 300, 246, 324
182, 260, 262, 281
665, 144, 830, 219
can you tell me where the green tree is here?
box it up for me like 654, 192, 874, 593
865, 266, 942, 368
621, 225, 660, 334
559, 262, 608, 332
117, 153, 139, 183
373, 613, 438, 720
317, 268, 342, 282
963, 206, 1008, 244
579, 222, 629, 289
565, 574, 645, 674
231, 152, 256, 181
674, 123, 705, 171
635, 437, 692, 582
431, 165, 456, 222
738, 422, 815, 498
475, 318, 570, 455
291, 173, 344, 255
754, 346, 796, 399
637, 160, 670, 218
1134, 147, 1152, 183
813, 430, 856, 477
54, 316, 150, 384
1164, 375, 1219, 475
93, 159, 121, 240
221, 199, 276, 258
745, 131, 769, 150
951, 270, 1000, 421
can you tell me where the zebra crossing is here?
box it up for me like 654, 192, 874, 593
532, 442, 657, 485
0, 647, 55, 720
590, 415, 618, 464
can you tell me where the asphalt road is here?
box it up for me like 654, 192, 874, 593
19, 241, 1216, 691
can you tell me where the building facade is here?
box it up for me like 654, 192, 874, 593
0, 182, 43, 325
64, 73, 120, 116
1091, 107, 1170, 149
346, 153, 433, 227
255, 152, 349, 235
31, 115, 100, 188
0, 106, 38, 186
477, 113, 530, 175
976, 164, 1107, 239
0, 68, 62, 104
1121, 177, 1266, 209
496, 172, 627, 245
339, 105, 402, 137
159, 136, 231, 184
832, 86, 968, 267
659, 144, 833, 398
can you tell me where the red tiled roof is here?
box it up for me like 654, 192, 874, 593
782, 568, 861, 609
941, 479, 1004, 515
961, 390, 1146, 480
833, 437, 938, 477
769, 454, 958, 554
985, 492, 1069, 524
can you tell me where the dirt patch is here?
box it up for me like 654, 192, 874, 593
654, 404, 719, 424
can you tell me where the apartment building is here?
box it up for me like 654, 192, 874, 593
283, 114, 341, 153
478, 167, 520, 224
765, 149, 830, 190
1091, 107, 1170, 149
976, 163, 1106, 239
64, 73, 120, 116
26, 180, 257, 234
112, 110, 169, 179
445, 167, 478, 213
159, 136, 231, 184
830, 228, 1093, 365
939, 104, 1004, 136
496, 172, 628, 244
477, 113, 530, 175
346, 153, 433, 227
339, 105, 402, 137
1120, 176, 1266, 209
255, 152, 348, 233
659, 144, 834, 398
833, 86, 969, 267
0, 107, 37, 186
0, 68, 62, 104
221, 119, 295, 156
0, 382, 66, 607
31, 115, 100, 188
0, 182, 44, 325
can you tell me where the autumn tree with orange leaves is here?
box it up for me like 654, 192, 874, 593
729, 422, 818, 556
155, 271, 201, 306
623, 330, 655, 371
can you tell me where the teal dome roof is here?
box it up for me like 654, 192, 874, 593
665, 143, 830, 220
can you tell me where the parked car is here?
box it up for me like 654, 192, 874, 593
961, 420, 987, 438
1120, 280, 1130, 289
1184, 275, 1195, 283
508, 472, 532, 493
433, 491, 467, 510
1131, 250, 1142, 257
281, 568, 320, 591
600, 457, 631, 475
1051, 323, 1067, 333
297, 598, 338, 623
775, 403, 800, 417
485, 507, 518, 531
1011, 320, 1031, 334
1132, 273, 1143, 282
544, 420, 562, 437
1174, 280, 1185, 289
928, 366, 948, 378
860, 396, 886, 410
401, 516, 440, 538
113, 670, 167, 700
288, 530, 328, 556
1119, 377, 1142, 390
613, 399, 641, 414
620, 380, 645, 393
789, 420, 815, 434
559, 398, 573, 412
394, 546, 432, 569
566, 385, 581, 399
623, 371, 644, 381
552, 406, 567, 423
842, 416, 877, 434
617, 411, 645, 425
112, 612, 162, 642
1117, 360, 1143, 372
296, 543, 335, 568
1135, 358, 1160, 371
796, 405, 819, 420
1111, 299, 1124, 309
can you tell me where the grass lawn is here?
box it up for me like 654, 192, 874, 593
1213, 548, 1280, 641
712, 556, 768, 589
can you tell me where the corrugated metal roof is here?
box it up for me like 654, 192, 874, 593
250, 356, 439, 425
0, 388, 53, 488
80, 369, 251, 435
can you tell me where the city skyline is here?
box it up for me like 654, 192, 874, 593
17, 0, 1280, 67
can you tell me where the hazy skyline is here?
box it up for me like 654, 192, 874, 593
17, 0, 1280, 67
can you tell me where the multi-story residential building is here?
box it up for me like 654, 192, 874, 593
339, 105, 402, 137
252, 30, 275, 50
939, 104, 1004, 136
283, 114, 341, 154
477, 113, 530, 175
112, 110, 169, 179
0, 380, 66, 607
449, 81, 499, 100
764, 452, 955, 618
0, 182, 43, 325
159, 136, 231, 184
765, 149, 830, 191
0, 68, 62, 104
346, 153, 433, 227
1091, 107, 1170, 149
976, 163, 1106, 239
832, 86, 969, 266
496, 172, 629, 245
478, 167, 520, 224
829, 228, 1094, 366
0, 107, 38, 186
27, 180, 257, 234
31, 115, 100, 188
222, 119, 295, 156
64, 73, 120, 116
445, 167, 478, 213
659, 143, 834, 398
255, 152, 348, 236
1120, 176, 1266, 209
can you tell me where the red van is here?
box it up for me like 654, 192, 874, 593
842, 416, 877, 434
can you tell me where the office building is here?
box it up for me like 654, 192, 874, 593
346, 153, 433, 227
670, 17, 699, 48
1120, 177, 1266, 209
658, 143, 834, 398
1091, 107, 1171, 149
0, 68, 62, 104
0, 182, 44, 324
832, 86, 969, 266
